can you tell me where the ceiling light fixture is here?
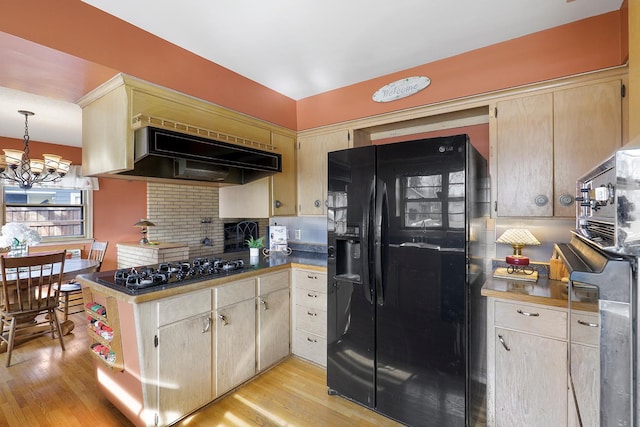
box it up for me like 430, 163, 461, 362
0, 110, 71, 190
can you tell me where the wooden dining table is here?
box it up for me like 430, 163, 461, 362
0, 258, 100, 284
0, 258, 101, 344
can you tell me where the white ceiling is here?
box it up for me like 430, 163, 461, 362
82, 0, 622, 100
0, 0, 623, 147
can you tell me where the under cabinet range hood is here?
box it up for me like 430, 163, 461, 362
119, 127, 281, 184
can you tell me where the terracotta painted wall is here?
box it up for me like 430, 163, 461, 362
0, 0, 297, 130
0, 137, 144, 270
0, 3, 627, 133
297, 12, 626, 130
93, 178, 146, 271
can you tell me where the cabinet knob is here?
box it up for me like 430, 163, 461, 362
259, 297, 269, 310
217, 314, 229, 326
314, 200, 321, 208
274, 200, 282, 208
558, 193, 574, 207
534, 195, 549, 207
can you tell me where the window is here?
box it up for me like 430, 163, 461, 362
401, 170, 465, 230
3, 186, 89, 240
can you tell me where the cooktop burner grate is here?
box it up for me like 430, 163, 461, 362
93, 257, 249, 294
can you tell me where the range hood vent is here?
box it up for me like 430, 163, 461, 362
119, 127, 281, 184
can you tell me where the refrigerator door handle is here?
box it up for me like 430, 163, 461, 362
375, 179, 388, 306
363, 177, 375, 304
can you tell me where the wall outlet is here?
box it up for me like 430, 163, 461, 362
295, 229, 301, 240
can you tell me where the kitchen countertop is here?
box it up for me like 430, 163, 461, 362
481, 271, 597, 312
76, 250, 327, 304
116, 242, 190, 250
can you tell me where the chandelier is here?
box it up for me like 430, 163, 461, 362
0, 110, 71, 190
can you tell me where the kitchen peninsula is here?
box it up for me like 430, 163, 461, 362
75, 251, 326, 427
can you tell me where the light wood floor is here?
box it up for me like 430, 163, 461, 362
0, 312, 401, 427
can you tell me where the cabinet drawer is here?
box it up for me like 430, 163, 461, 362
294, 287, 326, 311
258, 270, 289, 295
293, 330, 327, 366
295, 305, 327, 337
158, 289, 212, 327
571, 311, 600, 346
294, 269, 326, 293
215, 278, 256, 308
494, 300, 566, 340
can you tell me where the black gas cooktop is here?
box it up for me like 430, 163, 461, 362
93, 257, 255, 295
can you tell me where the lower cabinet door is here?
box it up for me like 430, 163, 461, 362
158, 313, 213, 425
215, 299, 256, 396
569, 343, 600, 427
257, 287, 290, 371
495, 328, 567, 427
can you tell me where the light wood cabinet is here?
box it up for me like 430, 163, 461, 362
495, 93, 554, 216
568, 311, 600, 427
155, 289, 213, 426
157, 314, 213, 425
297, 130, 350, 215
214, 278, 257, 396
487, 299, 568, 427
494, 79, 622, 217
218, 131, 297, 218
270, 132, 297, 216
78, 73, 294, 187
291, 268, 327, 366
256, 270, 290, 371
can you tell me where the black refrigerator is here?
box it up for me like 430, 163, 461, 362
326, 134, 488, 426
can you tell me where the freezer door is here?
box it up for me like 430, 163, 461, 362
327, 146, 377, 408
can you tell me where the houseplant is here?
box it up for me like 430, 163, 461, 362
246, 236, 264, 257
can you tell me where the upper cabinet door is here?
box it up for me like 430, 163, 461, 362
553, 80, 622, 217
297, 130, 350, 215
271, 132, 297, 216
496, 93, 554, 217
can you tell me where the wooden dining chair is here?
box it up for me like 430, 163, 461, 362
57, 241, 108, 321
0, 251, 67, 367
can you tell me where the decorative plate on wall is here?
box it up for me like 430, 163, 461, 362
372, 76, 431, 103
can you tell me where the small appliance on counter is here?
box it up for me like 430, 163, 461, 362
264, 225, 292, 256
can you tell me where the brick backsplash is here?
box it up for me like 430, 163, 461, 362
145, 182, 267, 258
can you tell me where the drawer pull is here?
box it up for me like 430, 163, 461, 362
517, 309, 539, 317
307, 293, 318, 298
498, 334, 511, 351
307, 274, 318, 280
217, 314, 229, 326
307, 337, 317, 343
577, 319, 599, 328
202, 316, 212, 333
307, 311, 317, 317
